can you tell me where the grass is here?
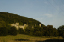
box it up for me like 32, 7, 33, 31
0, 34, 63, 42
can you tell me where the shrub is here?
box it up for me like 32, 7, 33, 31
9, 26, 17, 36
0, 27, 8, 36
18, 28, 24, 34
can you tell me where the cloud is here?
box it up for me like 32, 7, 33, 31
35, 18, 43, 21
44, 14, 53, 17
44, 1, 48, 4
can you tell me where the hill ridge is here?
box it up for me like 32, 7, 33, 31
0, 12, 41, 27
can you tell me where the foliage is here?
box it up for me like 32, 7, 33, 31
58, 25, 64, 38
8, 26, 17, 36
24, 27, 31, 35
0, 12, 41, 36
0, 12, 41, 25
0, 27, 8, 36
53, 28, 59, 36
62, 32, 64, 38
0, 21, 6, 27
24, 25, 59, 37
18, 28, 24, 34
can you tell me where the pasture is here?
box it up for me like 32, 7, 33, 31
0, 34, 63, 42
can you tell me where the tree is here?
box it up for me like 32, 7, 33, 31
58, 25, 64, 38
41, 24, 45, 27
58, 25, 64, 36
18, 28, 24, 34
53, 28, 58, 36
33, 31, 42, 36
24, 27, 31, 35
9, 26, 17, 36
33, 26, 42, 36
0, 27, 8, 36
44, 25, 53, 36
58, 25, 64, 30
62, 31, 64, 39
0, 21, 6, 27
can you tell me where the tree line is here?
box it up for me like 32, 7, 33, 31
0, 25, 64, 39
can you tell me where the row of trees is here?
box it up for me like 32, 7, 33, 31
24, 25, 64, 38
0, 26, 24, 36
0, 25, 64, 38
24, 26, 58, 36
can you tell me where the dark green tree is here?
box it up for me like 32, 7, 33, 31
58, 25, 64, 36
34, 31, 42, 36
53, 28, 58, 36
0, 27, 8, 36
18, 28, 24, 34
62, 31, 64, 39
9, 26, 17, 36
0, 21, 6, 27
58, 25, 64, 38
24, 27, 31, 35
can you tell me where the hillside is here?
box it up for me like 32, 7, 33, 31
0, 12, 41, 26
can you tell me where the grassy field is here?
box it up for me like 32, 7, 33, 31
0, 34, 63, 42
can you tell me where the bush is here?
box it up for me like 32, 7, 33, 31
33, 31, 42, 36
9, 26, 17, 36
62, 32, 64, 39
18, 28, 24, 34
0, 27, 8, 36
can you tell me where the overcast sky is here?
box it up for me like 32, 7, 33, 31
0, 0, 64, 28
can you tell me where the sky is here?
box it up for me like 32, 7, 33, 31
0, 0, 64, 28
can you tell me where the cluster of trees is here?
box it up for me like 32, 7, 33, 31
0, 12, 41, 36
0, 12, 41, 25
0, 26, 24, 36
58, 25, 64, 38
24, 25, 64, 38
0, 25, 64, 38
24, 25, 58, 36
0, 26, 18, 36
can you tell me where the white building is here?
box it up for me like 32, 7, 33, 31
10, 23, 28, 30
39, 24, 41, 27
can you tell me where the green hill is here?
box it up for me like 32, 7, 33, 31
0, 12, 41, 27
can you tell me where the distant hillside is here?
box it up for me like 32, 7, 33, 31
0, 12, 41, 26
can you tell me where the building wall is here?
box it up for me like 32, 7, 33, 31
10, 23, 26, 30
39, 24, 41, 27
19, 25, 24, 29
